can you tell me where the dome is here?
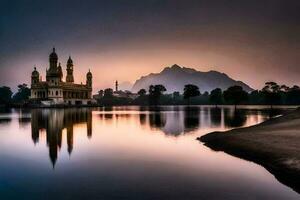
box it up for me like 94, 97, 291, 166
67, 56, 73, 64
32, 67, 39, 77
86, 69, 92, 78
49, 48, 58, 60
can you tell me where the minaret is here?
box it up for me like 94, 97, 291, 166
31, 67, 39, 84
115, 80, 118, 92
49, 47, 58, 71
46, 47, 60, 83
86, 69, 92, 88
66, 56, 74, 83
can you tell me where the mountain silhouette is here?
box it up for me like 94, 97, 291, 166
132, 64, 253, 93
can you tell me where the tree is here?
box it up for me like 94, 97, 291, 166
249, 90, 264, 105
261, 82, 281, 109
209, 88, 223, 107
103, 88, 114, 98
0, 86, 12, 105
98, 90, 104, 98
12, 84, 30, 104
133, 89, 148, 105
183, 84, 200, 104
137, 89, 147, 96
172, 91, 181, 104
173, 91, 180, 99
223, 85, 248, 109
286, 85, 300, 105
148, 85, 167, 105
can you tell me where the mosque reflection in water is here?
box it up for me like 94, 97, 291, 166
28, 106, 278, 167
31, 108, 92, 167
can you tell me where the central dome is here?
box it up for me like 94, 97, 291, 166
32, 67, 39, 77
49, 48, 58, 60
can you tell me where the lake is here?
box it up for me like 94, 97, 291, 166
0, 106, 299, 199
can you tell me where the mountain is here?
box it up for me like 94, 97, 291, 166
118, 81, 133, 91
131, 64, 253, 93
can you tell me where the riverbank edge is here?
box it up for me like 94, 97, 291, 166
198, 108, 300, 194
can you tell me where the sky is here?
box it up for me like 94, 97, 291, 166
1, 0, 299, 92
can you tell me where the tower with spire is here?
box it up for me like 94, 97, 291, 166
31, 67, 39, 84
115, 80, 118, 92
66, 56, 74, 83
49, 47, 58, 70
86, 69, 92, 88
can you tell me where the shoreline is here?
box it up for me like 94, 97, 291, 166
198, 108, 300, 194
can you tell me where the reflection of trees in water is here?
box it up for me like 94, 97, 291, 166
94, 106, 283, 139
0, 109, 32, 126
149, 111, 166, 129
163, 110, 183, 136
139, 113, 147, 125
96, 107, 114, 120
18, 109, 31, 128
145, 106, 201, 136
31, 108, 92, 167
137, 106, 286, 137
0, 117, 12, 124
139, 106, 147, 126
210, 107, 222, 127
0, 108, 12, 124
104, 106, 113, 119
148, 106, 166, 129
184, 106, 200, 133
104, 114, 113, 120
224, 109, 247, 128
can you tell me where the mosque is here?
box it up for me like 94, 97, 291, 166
30, 48, 93, 105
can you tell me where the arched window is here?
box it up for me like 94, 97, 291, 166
56, 91, 58, 96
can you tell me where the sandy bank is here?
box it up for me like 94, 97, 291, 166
199, 108, 300, 194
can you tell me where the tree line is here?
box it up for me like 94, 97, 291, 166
98, 81, 300, 107
0, 84, 31, 106
1, 81, 300, 107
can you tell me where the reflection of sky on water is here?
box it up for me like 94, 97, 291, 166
0, 106, 298, 200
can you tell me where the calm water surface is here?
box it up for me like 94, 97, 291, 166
0, 106, 299, 199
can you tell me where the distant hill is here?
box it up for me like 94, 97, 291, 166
131, 64, 253, 93
118, 81, 133, 91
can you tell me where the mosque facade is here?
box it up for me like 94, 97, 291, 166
30, 48, 93, 105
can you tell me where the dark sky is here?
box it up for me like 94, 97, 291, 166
1, 0, 299, 91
